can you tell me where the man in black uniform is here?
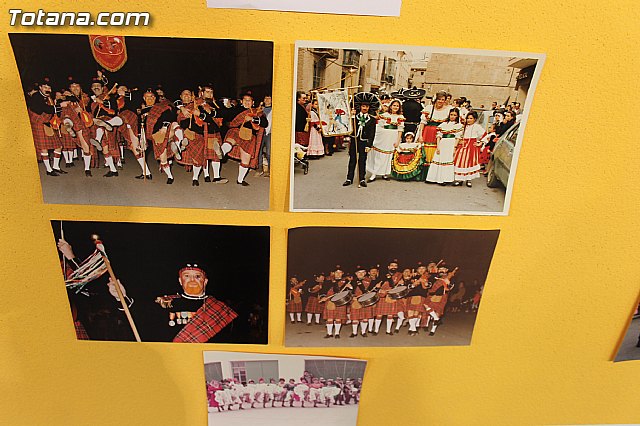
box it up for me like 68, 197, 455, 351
343, 92, 378, 188
401, 87, 427, 136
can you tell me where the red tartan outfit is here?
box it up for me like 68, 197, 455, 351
305, 285, 326, 314
27, 95, 62, 152
350, 279, 374, 321
287, 286, 304, 313
170, 296, 238, 343
116, 109, 140, 151
374, 272, 403, 317
91, 100, 120, 160
145, 100, 176, 160
322, 281, 349, 321
176, 102, 208, 167
424, 278, 451, 317
225, 107, 267, 169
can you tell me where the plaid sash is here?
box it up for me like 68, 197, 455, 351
173, 297, 237, 343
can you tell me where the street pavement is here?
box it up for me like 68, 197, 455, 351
292, 148, 506, 213
285, 311, 477, 347
208, 402, 359, 426
614, 317, 640, 362
37, 150, 270, 210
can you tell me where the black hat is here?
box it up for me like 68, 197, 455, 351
404, 86, 427, 99
389, 88, 407, 100
67, 76, 80, 87
355, 265, 366, 273
38, 76, 53, 87
240, 90, 254, 99
353, 92, 380, 112
369, 264, 380, 271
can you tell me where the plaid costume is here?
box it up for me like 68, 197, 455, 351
176, 105, 206, 167
28, 109, 61, 151
205, 130, 223, 161
424, 279, 451, 317
74, 321, 90, 340
116, 109, 139, 150
323, 301, 348, 321
145, 100, 174, 160
305, 295, 324, 314
349, 283, 374, 321
225, 108, 265, 169
173, 297, 237, 343
374, 281, 403, 316
287, 300, 303, 312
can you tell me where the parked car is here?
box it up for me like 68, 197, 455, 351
486, 122, 519, 188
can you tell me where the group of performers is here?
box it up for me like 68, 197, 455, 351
287, 260, 483, 339
207, 374, 361, 412
25, 71, 270, 186
295, 86, 521, 188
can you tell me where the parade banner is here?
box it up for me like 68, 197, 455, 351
89, 35, 128, 72
206, 0, 402, 16
204, 351, 367, 425
316, 89, 353, 137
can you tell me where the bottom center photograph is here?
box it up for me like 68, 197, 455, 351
286, 227, 499, 347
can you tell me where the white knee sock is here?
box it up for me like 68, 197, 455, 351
352, 324, 358, 335
202, 160, 210, 177
238, 165, 249, 183
334, 323, 342, 334
193, 166, 202, 180
163, 164, 173, 179
137, 156, 149, 174
307, 313, 312, 324
408, 318, 417, 331
95, 127, 104, 144
212, 161, 221, 178
221, 142, 232, 156
82, 154, 91, 171
42, 155, 53, 172
289, 313, 295, 322
105, 156, 117, 172
360, 322, 368, 334
326, 323, 334, 335
315, 314, 320, 324
386, 318, 393, 333
296, 313, 302, 322
52, 153, 61, 170
395, 317, 404, 330
368, 318, 374, 332
374, 319, 382, 333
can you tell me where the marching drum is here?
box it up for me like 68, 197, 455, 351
387, 285, 409, 300
357, 292, 379, 307
330, 290, 353, 307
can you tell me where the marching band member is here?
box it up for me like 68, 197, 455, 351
305, 273, 328, 325
89, 76, 123, 177
61, 78, 96, 176
115, 85, 150, 179
287, 276, 305, 323
175, 89, 210, 186
198, 84, 228, 184
219, 91, 268, 186
424, 266, 458, 335
322, 267, 351, 339
349, 266, 374, 338
405, 263, 430, 335
373, 260, 403, 335
27, 77, 67, 176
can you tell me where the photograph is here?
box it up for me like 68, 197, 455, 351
203, 351, 366, 426
11, 33, 273, 210
614, 296, 640, 362
285, 227, 499, 347
52, 220, 269, 343
290, 41, 544, 215
205, 0, 402, 16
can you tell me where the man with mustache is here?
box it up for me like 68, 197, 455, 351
109, 263, 237, 342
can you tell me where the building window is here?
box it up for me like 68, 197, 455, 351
231, 360, 279, 383
204, 362, 223, 383
231, 361, 248, 383
313, 58, 326, 89
382, 57, 397, 79
420, 71, 424, 76
343, 49, 361, 67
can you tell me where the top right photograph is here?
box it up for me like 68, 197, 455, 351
290, 41, 544, 215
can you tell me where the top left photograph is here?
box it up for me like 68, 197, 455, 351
10, 33, 274, 210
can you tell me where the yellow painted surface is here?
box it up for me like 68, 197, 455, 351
0, 1, 639, 425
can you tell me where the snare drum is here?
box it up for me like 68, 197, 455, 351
387, 285, 409, 300
357, 292, 379, 307
330, 290, 353, 307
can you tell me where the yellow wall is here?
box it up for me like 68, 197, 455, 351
1, 1, 639, 424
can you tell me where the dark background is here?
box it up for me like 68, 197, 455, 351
287, 227, 500, 285
52, 220, 269, 343
10, 33, 273, 101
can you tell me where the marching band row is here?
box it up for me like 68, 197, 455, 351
288, 260, 482, 338
26, 72, 270, 186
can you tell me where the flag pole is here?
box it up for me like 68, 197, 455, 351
92, 234, 142, 342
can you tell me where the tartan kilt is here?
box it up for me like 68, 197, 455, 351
101, 130, 120, 159
178, 132, 205, 166
323, 302, 348, 321
62, 106, 92, 132
305, 296, 324, 314
349, 305, 373, 321
117, 110, 139, 148
424, 295, 449, 317
151, 127, 173, 160
287, 299, 303, 313
405, 296, 425, 312
173, 297, 238, 343
205, 132, 223, 161
29, 112, 61, 151
226, 128, 260, 168
59, 126, 77, 150
374, 298, 401, 317
74, 320, 90, 340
